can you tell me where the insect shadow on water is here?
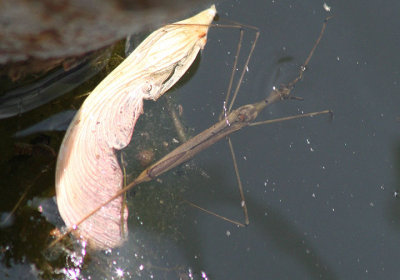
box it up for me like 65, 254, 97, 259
48, 14, 333, 249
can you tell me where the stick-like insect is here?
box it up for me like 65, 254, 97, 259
51, 13, 331, 249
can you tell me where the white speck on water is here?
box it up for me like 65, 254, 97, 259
105, 248, 112, 255
64, 267, 81, 279
337, 56, 340, 61
226, 230, 231, 237
139, 264, 144, 271
306, 138, 311, 145
241, 200, 246, 207
394, 191, 399, 198
201, 271, 208, 280
323, 3, 331, 12
369, 202, 375, 207
246, 66, 249, 72
188, 268, 194, 278
243, 156, 247, 160
312, 193, 316, 198
115, 267, 124, 277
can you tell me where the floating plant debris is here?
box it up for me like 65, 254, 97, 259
55, 5, 216, 250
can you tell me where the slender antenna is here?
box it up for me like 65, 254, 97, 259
286, 16, 333, 91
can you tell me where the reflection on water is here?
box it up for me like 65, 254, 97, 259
0, 49, 111, 119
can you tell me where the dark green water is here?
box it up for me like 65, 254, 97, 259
1, 0, 400, 279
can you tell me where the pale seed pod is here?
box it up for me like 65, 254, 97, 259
55, 5, 216, 250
